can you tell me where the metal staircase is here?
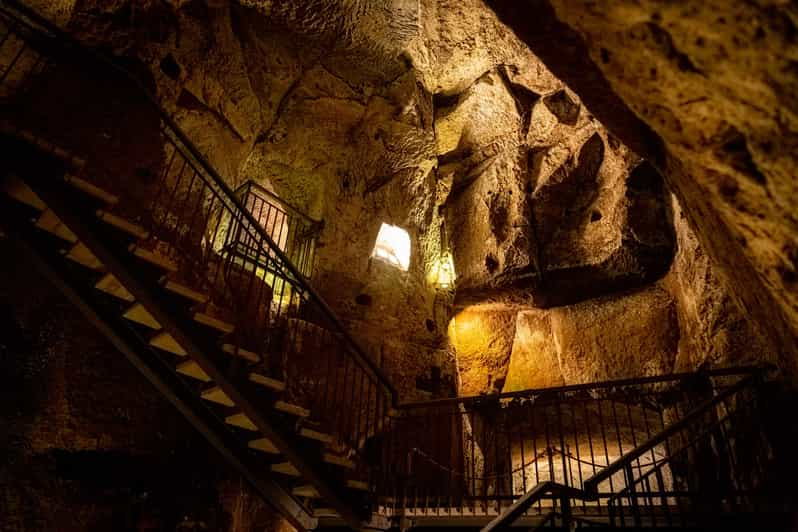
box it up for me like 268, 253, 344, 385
0, 1, 788, 530
0, 1, 394, 529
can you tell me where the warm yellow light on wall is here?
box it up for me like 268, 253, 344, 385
371, 223, 411, 271
428, 251, 456, 289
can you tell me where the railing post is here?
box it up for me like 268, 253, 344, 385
559, 493, 571, 531
625, 462, 641, 528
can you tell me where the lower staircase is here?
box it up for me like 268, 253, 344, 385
0, 130, 377, 530
0, 1, 792, 531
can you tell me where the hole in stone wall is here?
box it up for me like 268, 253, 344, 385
426, 319, 436, 332
371, 223, 411, 271
355, 293, 372, 306
159, 53, 181, 80
591, 210, 602, 222
485, 253, 499, 273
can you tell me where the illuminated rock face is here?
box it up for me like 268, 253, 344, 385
25, 0, 776, 396
488, 0, 798, 375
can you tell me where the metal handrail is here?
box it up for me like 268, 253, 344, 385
0, 0, 397, 404
582, 371, 763, 493
235, 180, 322, 227
474, 368, 769, 531
396, 365, 767, 410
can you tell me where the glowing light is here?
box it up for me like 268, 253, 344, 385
428, 251, 456, 288
371, 223, 411, 271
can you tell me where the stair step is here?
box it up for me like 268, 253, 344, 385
223, 344, 260, 363
248, 372, 285, 391
176, 360, 211, 382
193, 312, 235, 334
123, 302, 161, 330
64, 174, 118, 205
292, 485, 321, 498
322, 453, 355, 469
248, 437, 278, 454
160, 277, 208, 304
149, 331, 187, 356
129, 244, 178, 272
64, 242, 103, 270
4, 175, 45, 210
35, 209, 76, 243
94, 273, 134, 302
96, 209, 149, 239
313, 508, 339, 517
275, 401, 310, 418
201, 385, 234, 407
225, 412, 257, 431
13, 129, 86, 169
271, 462, 300, 476
299, 428, 333, 444
346, 480, 369, 491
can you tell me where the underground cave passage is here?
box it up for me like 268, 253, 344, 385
1, 0, 796, 531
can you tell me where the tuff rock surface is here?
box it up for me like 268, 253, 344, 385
3, 0, 796, 529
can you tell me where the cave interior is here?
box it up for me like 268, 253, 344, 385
1, 0, 798, 531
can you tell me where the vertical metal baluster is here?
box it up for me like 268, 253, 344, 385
582, 398, 598, 512
610, 400, 625, 487
149, 142, 178, 231
655, 466, 672, 527
518, 405, 527, 497
470, 408, 477, 514
530, 401, 541, 513
352, 368, 365, 450
623, 401, 640, 495
596, 398, 614, 499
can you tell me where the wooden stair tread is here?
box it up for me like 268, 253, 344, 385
248, 437, 278, 454
96, 209, 149, 239
248, 372, 284, 391
160, 277, 208, 304
312, 508, 339, 517
275, 400, 310, 418
346, 480, 369, 491
224, 344, 260, 364
123, 302, 161, 330
201, 385, 234, 407
64, 242, 104, 270
129, 244, 178, 272
225, 412, 257, 431
299, 427, 333, 444
175, 360, 210, 381
149, 331, 187, 356
322, 453, 355, 469
35, 209, 76, 243
193, 312, 234, 334
94, 273, 134, 302
271, 462, 300, 476
4, 175, 45, 210
12, 129, 86, 169
64, 174, 118, 205
293, 485, 321, 498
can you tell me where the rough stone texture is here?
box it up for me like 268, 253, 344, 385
664, 197, 776, 372
448, 304, 517, 395
488, 0, 798, 375
551, 286, 679, 385
504, 310, 562, 391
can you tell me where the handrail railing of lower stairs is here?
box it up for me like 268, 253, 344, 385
371, 366, 772, 525
469, 367, 772, 530
0, 0, 397, 477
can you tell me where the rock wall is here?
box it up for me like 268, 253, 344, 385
488, 0, 798, 376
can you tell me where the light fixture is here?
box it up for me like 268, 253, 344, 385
371, 223, 411, 271
428, 251, 456, 289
